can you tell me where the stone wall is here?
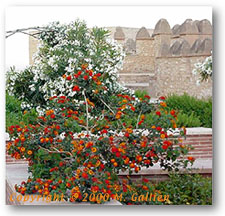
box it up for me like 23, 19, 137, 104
29, 18, 212, 99
155, 56, 212, 98
29, 33, 38, 66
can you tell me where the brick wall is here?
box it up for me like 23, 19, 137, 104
6, 153, 28, 164
182, 134, 212, 159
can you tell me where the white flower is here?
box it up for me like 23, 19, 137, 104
60, 132, 66, 140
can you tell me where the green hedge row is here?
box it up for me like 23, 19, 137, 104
6, 93, 37, 130
166, 93, 212, 128
121, 173, 212, 205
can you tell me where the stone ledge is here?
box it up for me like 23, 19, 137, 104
156, 53, 211, 58
119, 158, 212, 176
118, 73, 155, 76
186, 127, 212, 135
136, 38, 154, 40
123, 83, 149, 87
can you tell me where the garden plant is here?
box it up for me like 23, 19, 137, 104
6, 20, 197, 204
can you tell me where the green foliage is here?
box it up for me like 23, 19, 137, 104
8, 91, 190, 202
6, 67, 46, 107
176, 112, 201, 127
120, 173, 212, 205
6, 92, 21, 113
166, 93, 212, 128
6, 93, 38, 130
134, 89, 149, 99
155, 173, 212, 205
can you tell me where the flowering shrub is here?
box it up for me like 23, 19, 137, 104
6, 20, 194, 204
7, 88, 194, 203
6, 20, 127, 113
192, 55, 212, 83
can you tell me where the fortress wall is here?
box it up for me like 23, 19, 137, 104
155, 56, 212, 99
29, 18, 212, 99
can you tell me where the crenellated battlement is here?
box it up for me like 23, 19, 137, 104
109, 18, 212, 57
29, 18, 212, 99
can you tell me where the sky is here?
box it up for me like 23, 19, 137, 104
5, 6, 212, 69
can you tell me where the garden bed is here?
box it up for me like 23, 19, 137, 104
6, 127, 212, 204
5, 20, 212, 205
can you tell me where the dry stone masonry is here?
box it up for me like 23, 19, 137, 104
29, 18, 212, 99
